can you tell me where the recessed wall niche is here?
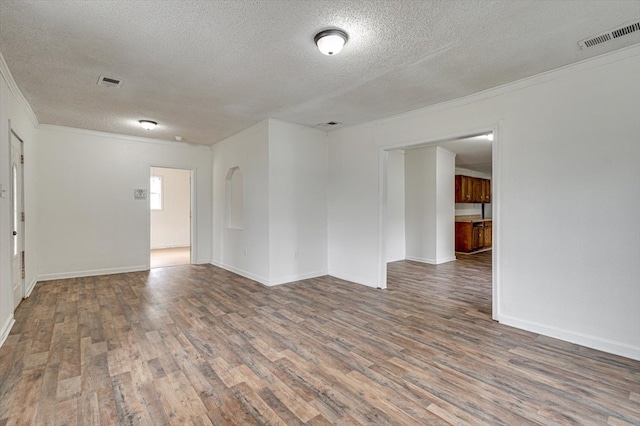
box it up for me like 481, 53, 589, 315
225, 166, 243, 229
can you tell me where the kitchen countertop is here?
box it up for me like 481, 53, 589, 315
455, 215, 492, 223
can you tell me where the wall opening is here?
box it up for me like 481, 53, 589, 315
226, 166, 244, 230
381, 128, 497, 320
149, 167, 192, 268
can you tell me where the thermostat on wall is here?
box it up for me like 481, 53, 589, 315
134, 189, 147, 200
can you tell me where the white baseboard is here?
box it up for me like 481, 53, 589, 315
25, 279, 37, 297
327, 271, 379, 289
499, 314, 640, 361
0, 315, 15, 349
37, 265, 148, 282
210, 262, 328, 287
210, 261, 270, 286
406, 256, 457, 265
150, 244, 191, 250
268, 270, 328, 286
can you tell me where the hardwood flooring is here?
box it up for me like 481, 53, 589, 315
150, 247, 191, 269
1, 252, 639, 425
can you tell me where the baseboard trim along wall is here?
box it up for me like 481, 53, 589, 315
268, 270, 328, 286
37, 265, 149, 282
0, 315, 16, 348
405, 256, 457, 265
499, 314, 640, 362
210, 261, 269, 286
25, 279, 37, 297
150, 244, 191, 250
210, 262, 327, 287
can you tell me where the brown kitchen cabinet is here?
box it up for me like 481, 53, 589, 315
483, 222, 492, 247
483, 179, 491, 203
455, 175, 491, 204
473, 178, 484, 203
455, 175, 474, 203
455, 220, 492, 253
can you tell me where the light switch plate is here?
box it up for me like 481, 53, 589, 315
134, 188, 147, 200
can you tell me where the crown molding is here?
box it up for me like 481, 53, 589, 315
339, 43, 640, 133
0, 51, 39, 127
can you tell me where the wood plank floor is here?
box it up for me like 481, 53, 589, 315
1, 252, 639, 425
150, 247, 191, 269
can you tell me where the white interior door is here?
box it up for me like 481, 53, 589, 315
11, 132, 24, 309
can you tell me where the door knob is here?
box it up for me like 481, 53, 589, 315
12, 231, 17, 236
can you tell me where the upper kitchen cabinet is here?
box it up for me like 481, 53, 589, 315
455, 175, 491, 204
455, 175, 474, 203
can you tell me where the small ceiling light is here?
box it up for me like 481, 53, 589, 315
314, 29, 348, 56
139, 120, 157, 130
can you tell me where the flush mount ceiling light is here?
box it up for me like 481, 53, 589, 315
314, 29, 348, 56
139, 120, 157, 130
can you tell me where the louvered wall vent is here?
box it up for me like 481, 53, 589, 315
579, 20, 640, 49
97, 75, 123, 88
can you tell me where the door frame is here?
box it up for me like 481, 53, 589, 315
146, 165, 196, 269
10, 128, 25, 308
378, 123, 500, 321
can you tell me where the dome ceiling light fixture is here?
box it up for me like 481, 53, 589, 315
139, 120, 157, 130
314, 29, 348, 56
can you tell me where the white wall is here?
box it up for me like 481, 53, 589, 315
211, 119, 329, 286
211, 121, 270, 283
327, 46, 640, 360
268, 120, 328, 284
435, 148, 456, 262
404, 146, 455, 264
0, 58, 38, 345
386, 151, 405, 262
35, 126, 212, 279
454, 167, 492, 218
150, 167, 191, 249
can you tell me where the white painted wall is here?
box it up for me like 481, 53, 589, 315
454, 167, 492, 218
211, 121, 270, 283
435, 148, 456, 263
211, 119, 328, 285
268, 120, 328, 284
404, 146, 455, 264
386, 151, 405, 262
150, 167, 191, 249
0, 60, 38, 345
328, 46, 640, 360
35, 126, 212, 279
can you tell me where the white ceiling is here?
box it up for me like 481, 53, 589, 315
1, 1, 639, 145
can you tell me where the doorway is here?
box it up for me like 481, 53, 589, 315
149, 167, 192, 268
380, 127, 498, 320
10, 131, 24, 309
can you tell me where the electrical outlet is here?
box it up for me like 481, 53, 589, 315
293, 251, 299, 260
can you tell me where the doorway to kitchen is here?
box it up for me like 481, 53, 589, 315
150, 167, 192, 268
380, 126, 498, 320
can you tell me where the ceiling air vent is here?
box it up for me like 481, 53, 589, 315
97, 75, 123, 88
579, 20, 640, 49
317, 121, 342, 128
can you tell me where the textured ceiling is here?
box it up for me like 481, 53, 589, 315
1, 0, 639, 145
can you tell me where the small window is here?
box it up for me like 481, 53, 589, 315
150, 175, 163, 210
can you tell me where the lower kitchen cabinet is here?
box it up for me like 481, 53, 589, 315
455, 220, 492, 253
